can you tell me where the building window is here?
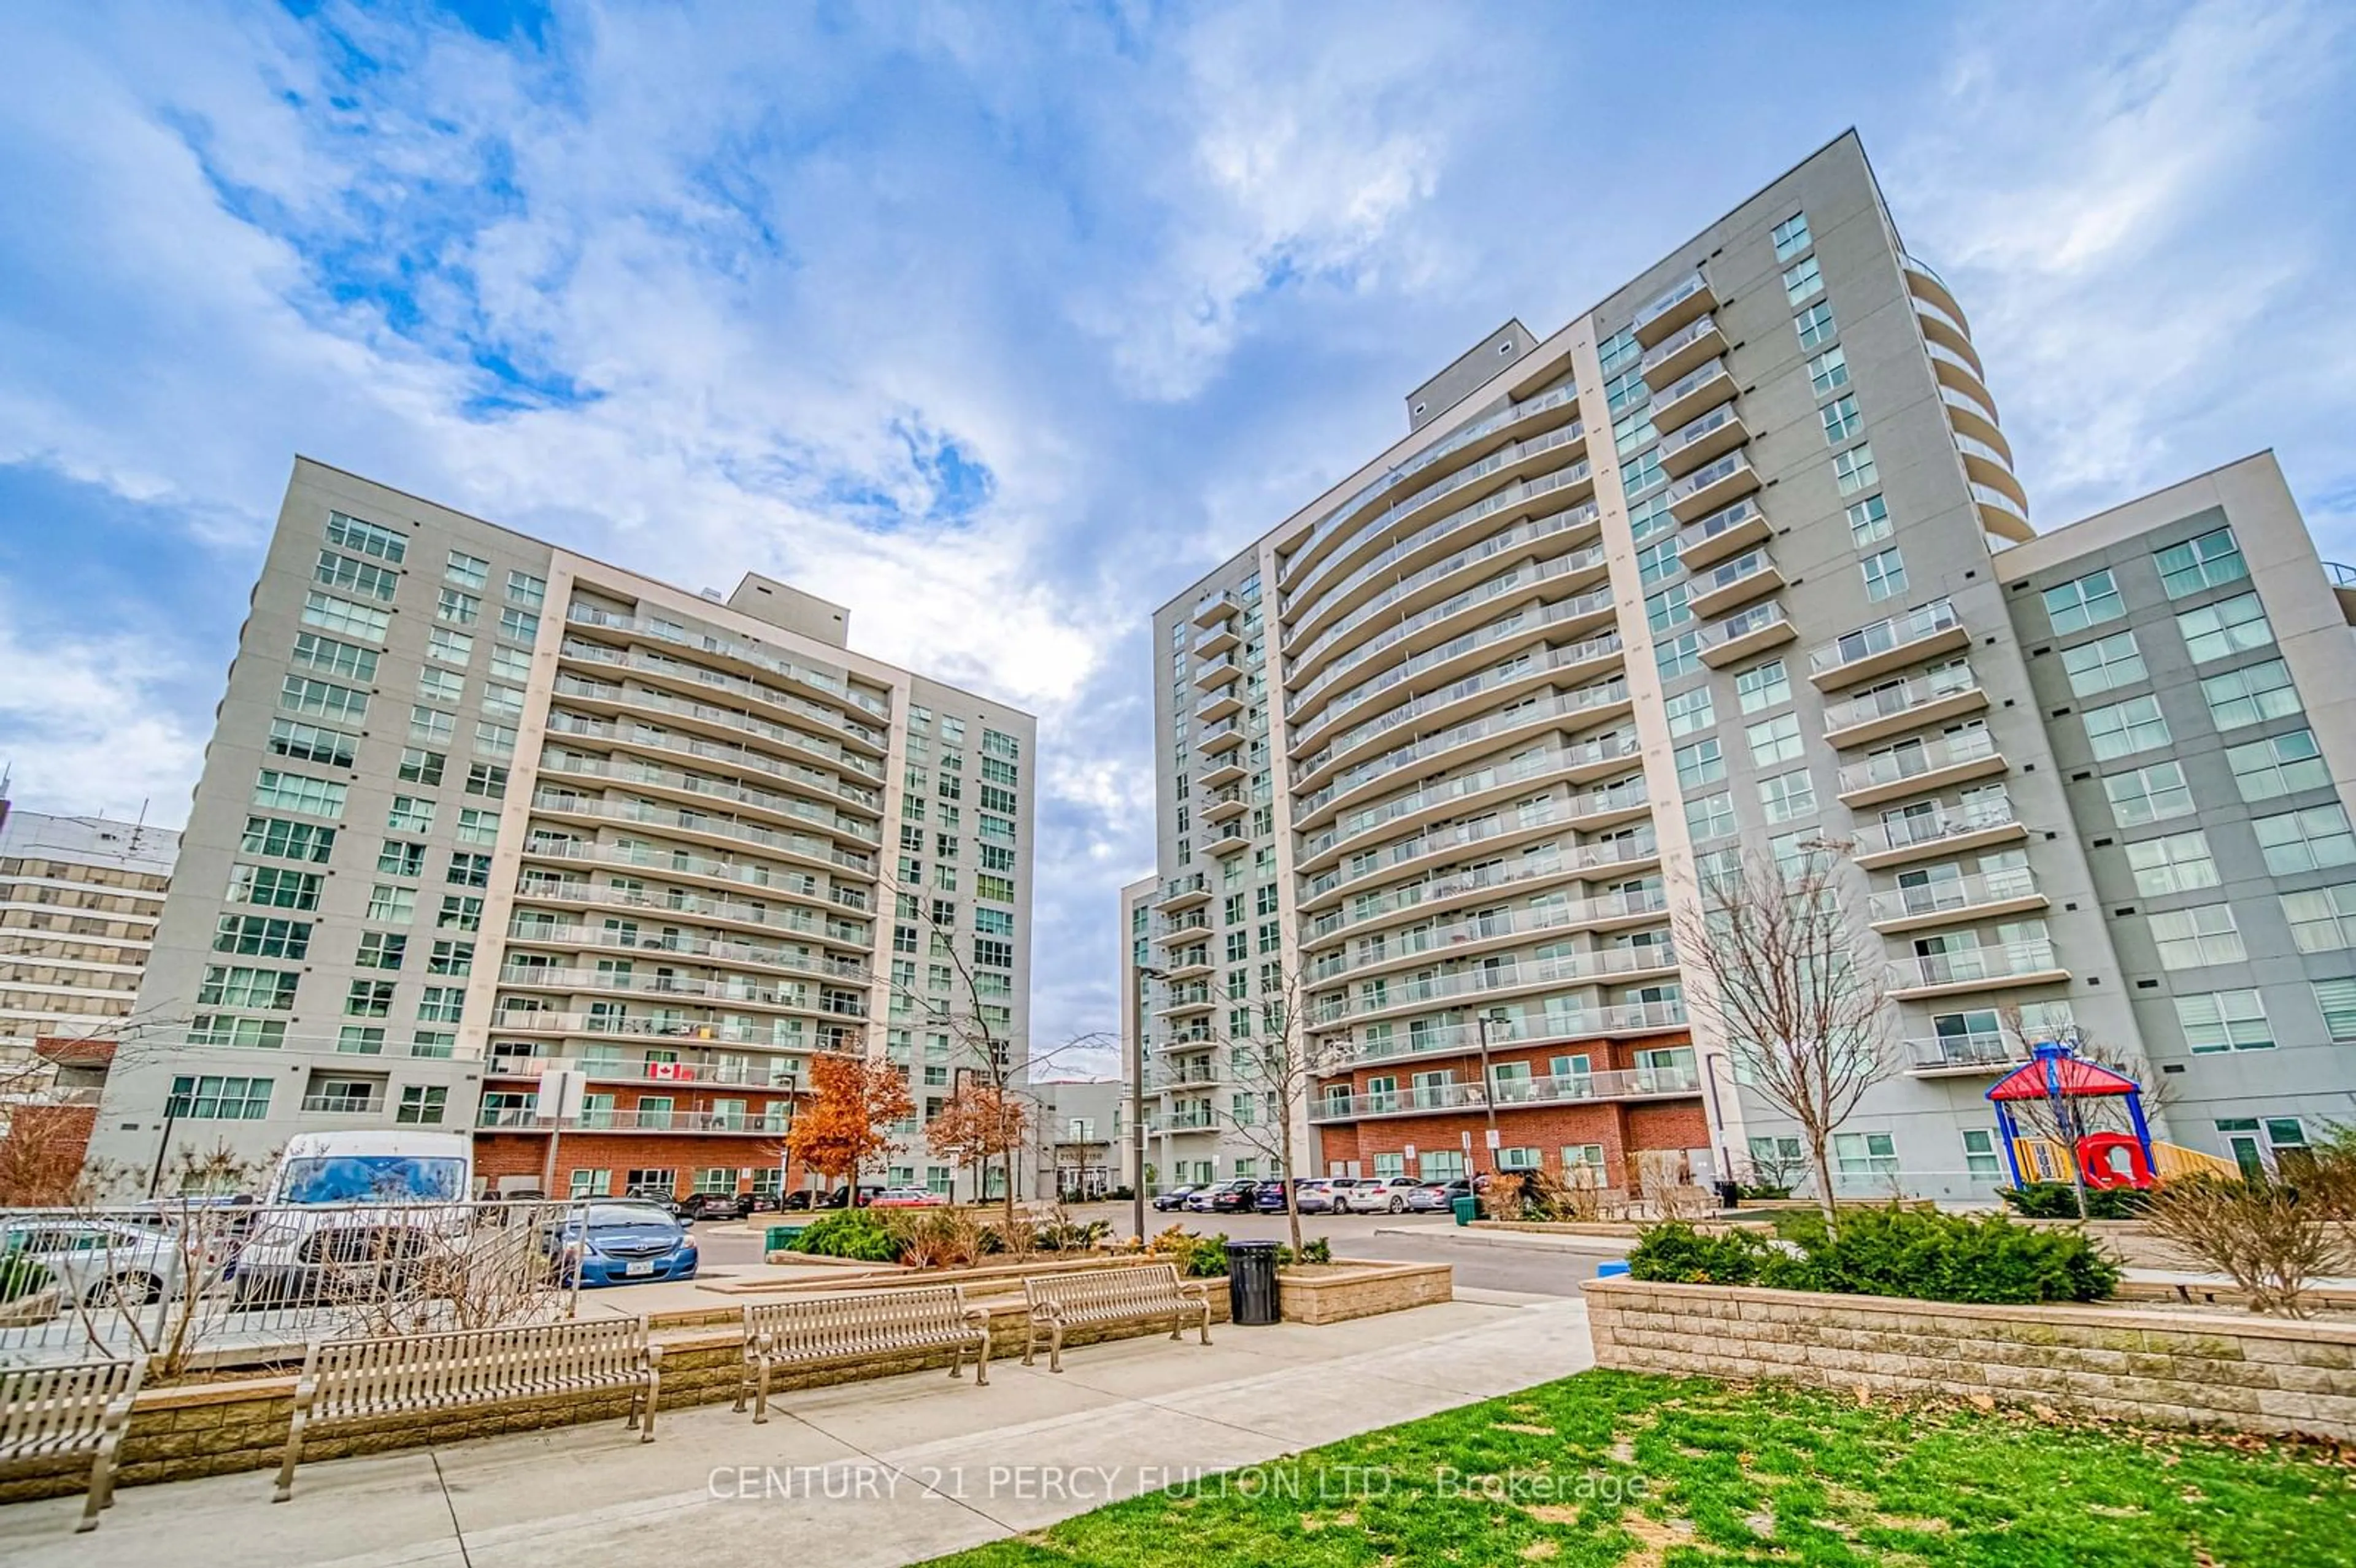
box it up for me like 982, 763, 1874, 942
1820, 394, 1863, 445
1961, 1129, 2003, 1180
2149, 904, 2246, 969
1734, 659, 1789, 715
2103, 761, 2195, 826
214, 915, 312, 959
325, 512, 407, 562
344, 980, 396, 1018
397, 1086, 448, 1126
2177, 593, 2273, 663
2060, 631, 2146, 698
1808, 346, 1849, 397
2314, 978, 2356, 1042
242, 815, 336, 864
1831, 445, 1878, 495
1746, 713, 1803, 767
399, 748, 445, 786
448, 852, 493, 888
1794, 300, 1836, 350
2255, 805, 2356, 875
1664, 687, 1714, 738
2176, 990, 2271, 1053
465, 763, 509, 799
377, 840, 426, 878
2201, 659, 2301, 730
1844, 493, 1888, 545
315, 550, 398, 602
437, 588, 480, 626
2155, 527, 2248, 599
356, 931, 407, 970
292, 631, 380, 682
2125, 831, 2219, 897
303, 591, 390, 642
1685, 791, 1737, 842
1860, 547, 1907, 602
167, 1075, 273, 1120
2082, 695, 2171, 761
366, 883, 417, 923
1782, 256, 1823, 305
196, 966, 299, 1010
2282, 884, 2356, 953
252, 770, 346, 819
2043, 569, 2125, 635
506, 570, 547, 608
1771, 212, 1812, 259
1833, 1131, 1898, 1180
1758, 770, 1817, 824
418, 986, 465, 1023
2227, 729, 2330, 802
228, 864, 323, 910
1673, 738, 1723, 789
1655, 632, 1704, 680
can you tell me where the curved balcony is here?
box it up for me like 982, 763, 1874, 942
1312, 944, 1682, 1028
1900, 255, 1967, 333
1284, 452, 1600, 650
1286, 504, 1604, 680
555, 629, 885, 755
1910, 294, 1982, 375
1313, 1063, 1700, 1123
1868, 870, 2047, 936
1324, 1001, 1690, 1070
1297, 747, 1644, 872
1687, 549, 1784, 620
1291, 612, 1620, 758
1822, 667, 1986, 750
1809, 599, 1966, 688
537, 749, 882, 834
479, 1104, 793, 1135
561, 604, 889, 726
1304, 834, 1661, 949
484, 1055, 825, 1088
1657, 401, 1750, 480
495, 966, 858, 1018
1973, 483, 2035, 544
1923, 339, 2000, 415
503, 920, 873, 982
1697, 603, 1795, 668
1318, 888, 1670, 986
1676, 496, 1771, 574
1904, 1031, 2025, 1077
1292, 683, 1635, 826
542, 712, 885, 806
520, 838, 866, 913
1665, 450, 1760, 525
1956, 436, 2028, 510
1853, 794, 2024, 870
1631, 271, 1717, 346
529, 791, 874, 878
1294, 664, 1629, 794
1648, 358, 1736, 436
1639, 312, 1727, 390
1279, 380, 1582, 592
1888, 940, 2068, 1001
1299, 780, 1648, 910
1282, 421, 1592, 625
485, 1011, 836, 1048
508, 877, 870, 948
549, 674, 886, 781
1938, 385, 2009, 457
1835, 729, 2007, 810
2328, 563, 2356, 627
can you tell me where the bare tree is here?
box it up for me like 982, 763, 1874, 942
1676, 844, 1892, 1228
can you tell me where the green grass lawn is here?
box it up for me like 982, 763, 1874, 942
924, 1370, 2356, 1567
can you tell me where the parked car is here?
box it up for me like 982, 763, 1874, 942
1187, 1178, 1258, 1214
548, 1201, 699, 1287
1295, 1178, 1347, 1214
0, 1216, 190, 1309
1150, 1184, 1200, 1212
819, 1185, 889, 1209
1403, 1178, 1472, 1213
779, 1190, 817, 1211
1251, 1179, 1292, 1213
869, 1187, 945, 1208
675, 1192, 754, 1222
1345, 1176, 1424, 1214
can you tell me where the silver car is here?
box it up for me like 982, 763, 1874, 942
1, 1217, 189, 1309
1345, 1176, 1424, 1214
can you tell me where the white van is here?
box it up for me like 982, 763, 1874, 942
233, 1131, 476, 1306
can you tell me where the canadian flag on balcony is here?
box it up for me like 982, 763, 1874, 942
646, 1060, 695, 1080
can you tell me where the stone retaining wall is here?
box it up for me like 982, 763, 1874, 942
1277, 1262, 1452, 1325
0, 1281, 1231, 1505
1585, 1276, 2356, 1439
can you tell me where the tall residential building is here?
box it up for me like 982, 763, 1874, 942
0, 805, 180, 1063
1128, 129, 2356, 1201
89, 459, 1037, 1202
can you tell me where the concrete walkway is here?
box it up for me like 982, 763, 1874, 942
0, 1296, 1595, 1567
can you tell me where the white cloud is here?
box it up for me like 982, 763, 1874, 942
0, 603, 206, 826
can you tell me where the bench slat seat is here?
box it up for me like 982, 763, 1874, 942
736, 1285, 988, 1422
1022, 1265, 1211, 1372
0, 1358, 144, 1532
276, 1317, 659, 1501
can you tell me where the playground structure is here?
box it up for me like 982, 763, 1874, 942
1988, 1042, 2236, 1188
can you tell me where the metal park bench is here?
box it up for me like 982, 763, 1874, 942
1022, 1264, 1212, 1373
0, 1356, 144, 1532
735, 1285, 990, 1423
275, 1316, 660, 1501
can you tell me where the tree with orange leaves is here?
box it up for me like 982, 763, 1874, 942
787, 1053, 913, 1196
925, 1080, 1028, 1228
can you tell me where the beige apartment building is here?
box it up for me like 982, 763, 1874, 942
0, 805, 179, 1069
90, 460, 1037, 1202
1126, 129, 2356, 1201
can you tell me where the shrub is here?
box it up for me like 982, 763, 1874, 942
783, 1210, 900, 1262
1998, 1183, 2149, 1221
890, 1207, 987, 1269
1035, 1216, 1111, 1252
2142, 1174, 2356, 1317
1631, 1209, 2117, 1304
1627, 1221, 1770, 1285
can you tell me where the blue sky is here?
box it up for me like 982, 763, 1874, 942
2, 1, 2352, 1075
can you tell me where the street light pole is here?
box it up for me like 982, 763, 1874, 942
1474, 1013, 1499, 1176
1133, 965, 1168, 1243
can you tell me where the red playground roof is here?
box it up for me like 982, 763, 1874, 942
1986, 1054, 2142, 1102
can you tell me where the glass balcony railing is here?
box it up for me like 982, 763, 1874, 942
1811, 599, 1964, 679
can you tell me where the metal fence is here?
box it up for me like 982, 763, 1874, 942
0, 1198, 590, 1368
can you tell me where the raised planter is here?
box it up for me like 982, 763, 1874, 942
1277, 1260, 1451, 1324
1585, 1275, 2356, 1440
0, 1282, 1232, 1505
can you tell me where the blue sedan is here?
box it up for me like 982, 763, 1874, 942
551, 1201, 699, 1288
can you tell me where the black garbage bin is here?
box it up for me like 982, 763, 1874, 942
1226, 1239, 1280, 1326
1715, 1179, 1742, 1210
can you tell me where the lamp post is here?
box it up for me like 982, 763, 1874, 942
1134, 965, 1167, 1243
1473, 1013, 1500, 1176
